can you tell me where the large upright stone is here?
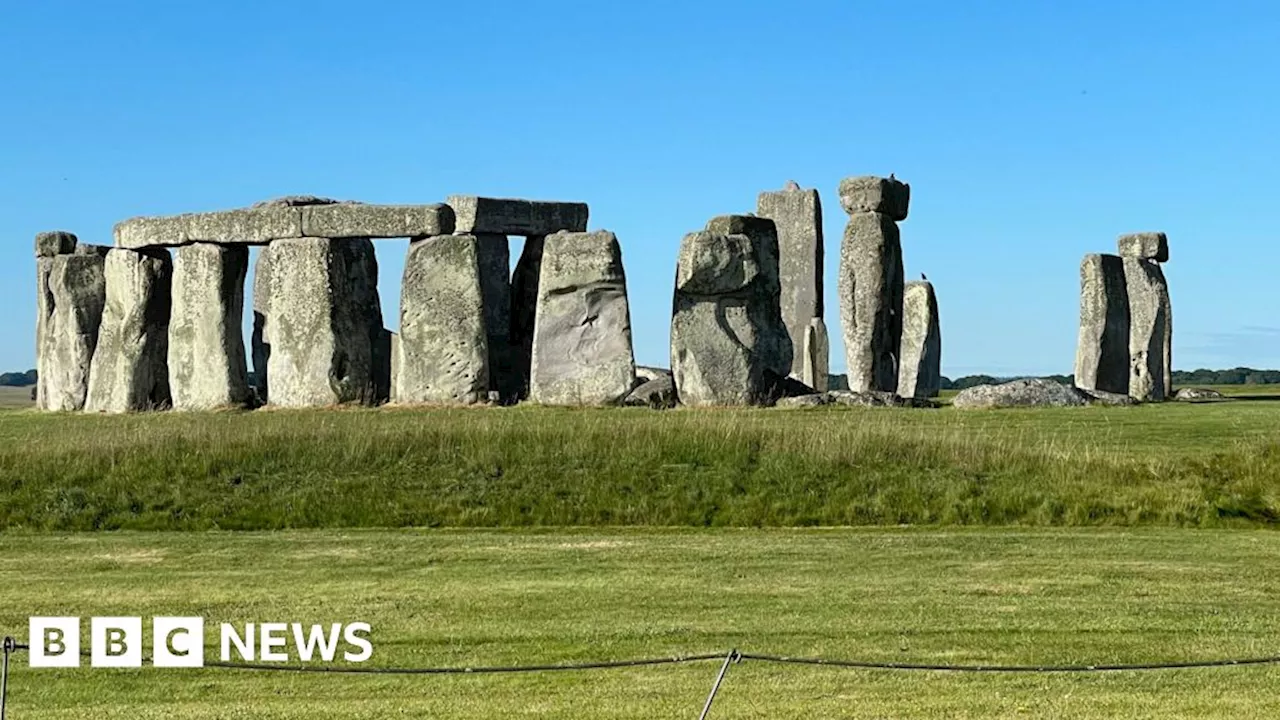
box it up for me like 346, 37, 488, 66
898, 280, 941, 399
801, 318, 830, 393
169, 244, 251, 410
447, 196, 588, 236
509, 236, 545, 398
1074, 254, 1130, 394
262, 237, 385, 407
475, 233, 514, 401
838, 204, 905, 393
39, 252, 106, 411
1124, 257, 1172, 401
396, 235, 490, 404
756, 183, 825, 380
35, 231, 77, 257
85, 249, 173, 413
704, 215, 793, 376
670, 230, 791, 406
251, 247, 275, 403
838, 176, 910, 221
530, 231, 635, 405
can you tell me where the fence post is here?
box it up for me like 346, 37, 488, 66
698, 649, 738, 720
1, 635, 14, 720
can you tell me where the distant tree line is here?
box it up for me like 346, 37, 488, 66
0, 369, 37, 387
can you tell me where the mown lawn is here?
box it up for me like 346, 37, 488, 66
2, 401, 1280, 529
1, 529, 1278, 719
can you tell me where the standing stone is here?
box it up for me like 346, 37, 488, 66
251, 246, 275, 404
168, 244, 251, 410
509, 235, 545, 398
1074, 254, 1130, 394
1124, 257, 1172, 401
898, 281, 941, 399
396, 234, 489, 404
704, 215, 793, 376
837, 195, 905, 393
35, 231, 78, 258
530, 231, 636, 405
85, 249, 173, 413
757, 182, 824, 380
670, 230, 791, 406
475, 233, 514, 401
1118, 232, 1169, 263
262, 237, 384, 407
801, 318, 830, 393
40, 251, 107, 411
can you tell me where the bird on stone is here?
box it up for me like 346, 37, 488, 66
921, 272, 928, 280
890, 173, 897, 181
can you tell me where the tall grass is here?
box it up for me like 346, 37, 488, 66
2, 402, 1279, 529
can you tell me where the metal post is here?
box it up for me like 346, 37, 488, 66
698, 649, 738, 720
1, 635, 13, 720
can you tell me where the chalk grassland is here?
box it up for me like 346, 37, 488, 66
1, 529, 1278, 719
3, 397, 1280, 529
0, 386, 33, 408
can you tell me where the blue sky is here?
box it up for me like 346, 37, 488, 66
4, 0, 1279, 377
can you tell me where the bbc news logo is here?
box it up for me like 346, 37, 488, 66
28, 617, 373, 668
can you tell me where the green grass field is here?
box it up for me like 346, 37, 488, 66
3, 398, 1280, 529
2, 529, 1279, 719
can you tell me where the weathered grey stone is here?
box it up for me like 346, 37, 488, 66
475, 233, 514, 401
85, 249, 172, 413
300, 203, 455, 239
1074, 254, 1130, 395
74, 244, 111, 257
1118, 232, 1169, 263
898, 281, 941, 399
801, 318, 830, 393
776, 392, 832, 408
38, 253, 107, 411
35, 230, 77, 257
263, 237, 385, 407
250, 247, 275, 403
838, 176, 910, 221
509, 236, 544, 398
623, 375, 678, 409
1175, 387, 1225, 402
952, 379, 1088, 409
838, 211, 904, 393
447, 196, 588, 236
396, 235, 489, 404
253, 196, 340, 208
388, 330, 400, 396
827, 373, 851, 391
827, 389, 923, 407
703, 215, 792, 376
670, 230, 791, 406
635, 366, 672, 384
115, 206, 303, 249
530, 231, 636, 405
1124, 258, 1172, 401
1078, 387, 1139, 406
757, 183, 824, 379
168, 244, 251, 410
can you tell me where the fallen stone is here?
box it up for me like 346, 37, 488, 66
168, 244, 251, 410
1174, 387, 1226, 402
635, 366, 672, 384
703, 215, 792, 376
263, 237, 385, 407
757, 183, 824, 379
952, 379, 1088, 409
838, 175, 910, 221
1123, 258, 1172, 401
396, 234, 490, 404
827, 389, 935, 408
35, 230, 77, 257
115, 206, 303, 249
1074, 254, 1130, 395
801, 318, 830, 392
475, 233, 514, 401
530, 231, 636, 405
838, 211, 904, 393
38, 253, 107, 411
827, 374, 851, 391
1077, 387, 1140, 406
623, 374, 678, 409
509, 236, 544, 398
1117, 232, 1169, 263
776, 392, 831, 408
300, 203, 455, 239
448, 196, 588, 236
898, 281, 941, 399
85, 249, 173, 413
671, 230, 792, 406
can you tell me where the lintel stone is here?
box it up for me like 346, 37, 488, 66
447, 195, 588, 236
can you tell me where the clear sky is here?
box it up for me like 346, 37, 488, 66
4, 1, 1278, 377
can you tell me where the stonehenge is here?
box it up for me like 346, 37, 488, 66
529, 231, 636, 405
898, 281, 941, 399
85, 248, 173, 413
169, 244, 251, 410
35, 234, 107, 411
757, 181, 827, 391
838, 176, 908, 393
1074, 232, 1172, 401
